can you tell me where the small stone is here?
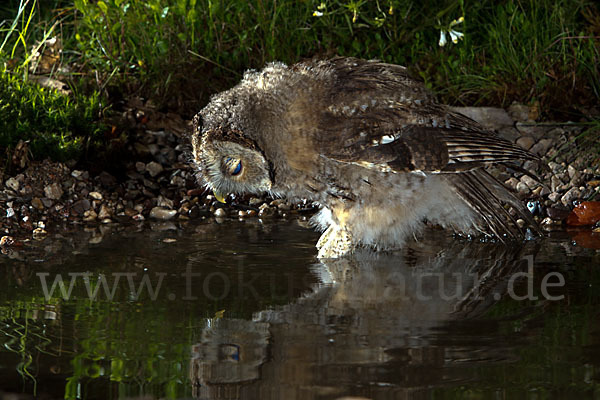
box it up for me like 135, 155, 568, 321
551, 176, 563, 193
546, 207, 570, 220
505, 177, 519, 190
163, 238, 177, 243
98, 204, 112, 219
520, 175, 538, 189
71, 199, 91, 215
157, 195, 174, 209
41, 198, 54, 208
149, 207, 177, 220
588, 180, 600, 187
132, 214, 145, 221
98, 171, 117, 189
32, 227, 47, 239
249, 197, 263, 206
213, 208, 227, 218
44, 183, 63, 200
529, 138, 553, 156
516, 136, 535, 150
83, 209, 98, 222
516, 219, 526, 228
507, 103, 531, 122
567, 165, 577, 179
135, 161, 146, 173
5, 177, 19, 191
277, 203, 291, 211
0, 236, 15, 246
6, 208, 15, 218
71, 170, 87, 180
548, 192, 561, 203
270, 199, 285, 206
146, 161, 164, 177
516, 182, 530, 194
89, 191, 103, 200
541, 217, 562, 230
31, 197, 44, 210
561, 187, 581, 206
451, 107, 514, 130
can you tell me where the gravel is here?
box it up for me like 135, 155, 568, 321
0, 101, 598, 250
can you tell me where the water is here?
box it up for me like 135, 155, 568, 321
1, 219, 599, 399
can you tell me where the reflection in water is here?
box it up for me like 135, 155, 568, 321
0, 222, 598, 399
190, 233, 537, 399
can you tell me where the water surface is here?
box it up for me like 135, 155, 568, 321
1, 219, 599, 399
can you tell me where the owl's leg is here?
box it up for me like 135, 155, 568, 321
317, 225, 353, 259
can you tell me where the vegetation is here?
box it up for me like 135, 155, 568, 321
0, 0, 599, 161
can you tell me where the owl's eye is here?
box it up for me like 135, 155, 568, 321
224, 158, 242, 176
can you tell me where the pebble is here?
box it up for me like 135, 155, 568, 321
31, 197, 44, 210
149, 207, 177, 220
561, 187, 581, 206
213, 208, 227, 218
44, 183, 63, 200
89, 191, 103, 200
516, 136, 535, 150
5, 177, 19, 191
32, 227, 47, 239
98, 204, 112, 219
146, 161, 164, 177
0, 236, 15, 246
83, 209, 98, 222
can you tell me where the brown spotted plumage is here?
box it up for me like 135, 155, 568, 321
192, 57, 540, 258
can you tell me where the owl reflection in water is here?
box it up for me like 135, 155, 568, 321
192, 57, 539, 258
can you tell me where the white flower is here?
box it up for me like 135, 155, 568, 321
439, 31, 448, 47
313, 10, 323, 17
438, 16, 465, 46
449, 30, 464, 43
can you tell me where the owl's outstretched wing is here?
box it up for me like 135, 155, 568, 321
310, 58, 540, 238
313, 58, 538, 173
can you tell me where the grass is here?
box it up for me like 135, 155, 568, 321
0, 0, 599, 163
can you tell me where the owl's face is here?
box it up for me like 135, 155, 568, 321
194, 126, 273, 201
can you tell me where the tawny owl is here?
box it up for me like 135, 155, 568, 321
191, 57, 539, 258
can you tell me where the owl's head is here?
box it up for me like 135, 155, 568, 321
193, 120, 273, 202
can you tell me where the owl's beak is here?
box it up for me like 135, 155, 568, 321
213, 190, 227, 203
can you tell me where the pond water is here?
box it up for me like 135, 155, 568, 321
0, 219, 599, 399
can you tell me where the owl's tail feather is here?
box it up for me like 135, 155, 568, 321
449, 169, 540, 241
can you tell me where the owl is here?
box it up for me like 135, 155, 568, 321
192, 57, 539, 258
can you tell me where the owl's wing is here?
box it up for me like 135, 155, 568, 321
314, 59, 538, 173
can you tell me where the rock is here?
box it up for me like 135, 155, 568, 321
83, 209, 98, 222
540, 217, 563, 231
529, 138, 553, 156
567, 164, 577, 179
566, 201, 600, 226
561, 187, 581, 206
5, 177, 19, 191
507, 103, 532, 122
551, 176, 563, 193
150, 207, 177, 220
588, 180, 600, 188
516, 218, 526, 228
157, 195, 174, 209
213, 208, 227, 218
277, 203, 292, 211
516, 182, 530, 194
32, 227, 47, 239
71, 199, 91, 215
6, 207, 15, 218
44, 183, 63, 200
546, 207, 570, 220
450, 107, 514, 130
135, 161, 146, 173
505, 177, 519, 190
41, 198, 54, 208
0, 236, 15, 246
516, 136, 535, 150
98, 204, 112, 219
516, 123, 546, 141
31, 197, 44, 210
497, 127, 521, 143
89, 191, 103, 200
548, 192, 561, 203
145, 161, 164, 177
249, 197, 263, 206
98, 171, 117, 189
520, 175, 538, 189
